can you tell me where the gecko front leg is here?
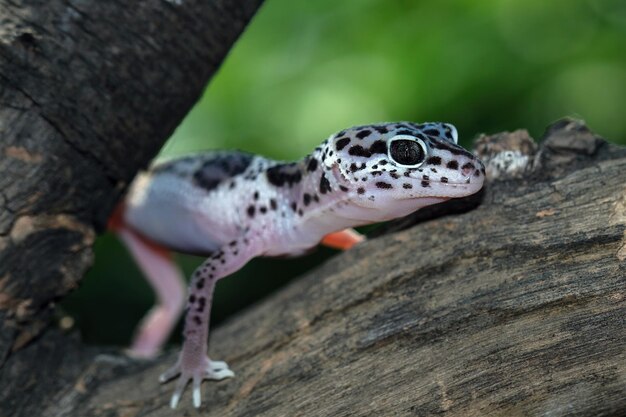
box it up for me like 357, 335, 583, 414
159, 235, 260, 409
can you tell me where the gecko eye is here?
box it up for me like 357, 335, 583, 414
388, 135, 427, 167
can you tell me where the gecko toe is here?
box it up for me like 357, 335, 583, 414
159, 361, 181, 383
205, 360, 234, 380
169, 374, 190, 409
208, 360, 228, 370
192, 376, 202, 408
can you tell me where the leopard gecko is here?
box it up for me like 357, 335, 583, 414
109, 121, 486, 408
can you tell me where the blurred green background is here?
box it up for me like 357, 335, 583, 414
62, 0, 626, 347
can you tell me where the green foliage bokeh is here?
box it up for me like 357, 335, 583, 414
62, 0, 626, 346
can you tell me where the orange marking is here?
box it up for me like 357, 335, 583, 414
321, 229, 365, 250
107, 202, 126, 231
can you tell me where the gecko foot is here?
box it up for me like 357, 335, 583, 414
159, 357, 234, 409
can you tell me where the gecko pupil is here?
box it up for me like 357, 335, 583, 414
390, 140, 425, 166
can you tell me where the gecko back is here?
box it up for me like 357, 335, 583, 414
123, 150, 266, 255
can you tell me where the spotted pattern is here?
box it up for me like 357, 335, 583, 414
144, 121, 484, 257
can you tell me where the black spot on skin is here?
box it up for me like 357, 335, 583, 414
270, 199, 277, 210
356, 129, 371, 139
313, 194, 320, 202
427, 156, 442, 165
403, 183, 412, 189
447, 160, 459, 170
196, 278, 205, 290
431, 168, 438, 173
160, 152, 252, 192
229, 240, 237, 246
335, 138, 350, 151
266, 163, 303, 187
423, 128, 439, 136
193, 316, 202, 325
319, 174, 332, 194
348, 145, 371, 158
379, 160, 388, 165
253, 191, 259, 200
357, 187, 365, 194
373, 126, 389, 134
350, 163, 363, 172
339, 185, 349, 192
298, 209, 304, 216
336, 130, 346, 137
441, 177, 448, 183
431, 141, 476, 159
423, 175, 429, 180
474, 170, 481, 177
247, 205, 255, 218
390, 172, 400, 179
462, 162, 475, 171
260, 206, 267, 214
303, 193, 312, 206
376, 182, 393, 189
421, 180, 430, 188
371, 164, 378, 169
371, 171, 383, 177
369, 140, 387, 155
229, 181, 236, 189
189, 295, 196, 303
291, 202, 297, 212
394, 129, 414, 136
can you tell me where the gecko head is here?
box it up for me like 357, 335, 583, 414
326, 122, 485, 218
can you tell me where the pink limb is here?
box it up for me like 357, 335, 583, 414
117, 227, 186, 359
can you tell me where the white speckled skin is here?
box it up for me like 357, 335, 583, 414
118, 121, 485, 409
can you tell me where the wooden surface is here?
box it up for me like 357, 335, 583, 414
0, 0, 263, 366
2, 120, 623, 417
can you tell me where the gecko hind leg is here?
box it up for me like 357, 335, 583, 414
117, 227, 186, 359
320, 228, 365, 250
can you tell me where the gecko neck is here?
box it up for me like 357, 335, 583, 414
285, 149, 370, 239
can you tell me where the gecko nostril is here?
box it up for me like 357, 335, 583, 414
460, 162, 475, 176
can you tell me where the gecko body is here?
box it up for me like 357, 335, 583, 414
114, 122, 485, 408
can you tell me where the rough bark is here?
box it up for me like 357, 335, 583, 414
2, 119, 624, 417
0, 0, 264, 364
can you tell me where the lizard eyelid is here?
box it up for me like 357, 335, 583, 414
387, 135, 428, 168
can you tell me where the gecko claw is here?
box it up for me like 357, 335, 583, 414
161, 358, 234, 409
205, 360, 234, 379
193, 377, 202, 408
170, 392, 181, 409
159, 359, 181, 383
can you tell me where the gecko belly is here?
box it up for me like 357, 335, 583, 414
123, 172, 236, 255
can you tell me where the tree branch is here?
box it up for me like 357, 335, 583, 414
0, 0, 264, 364
3, 120, 624, 416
